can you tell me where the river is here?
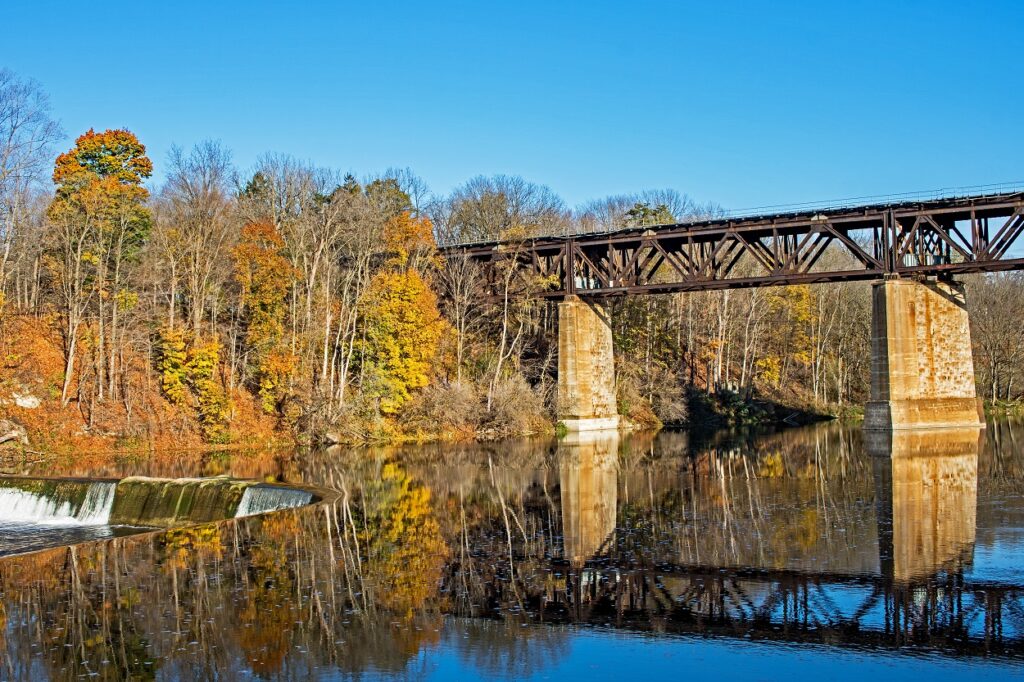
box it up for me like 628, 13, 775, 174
0, 419, 1023, 679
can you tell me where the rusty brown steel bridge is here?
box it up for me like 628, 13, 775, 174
446, 189, 1024, 298
443, 188, 1024, 432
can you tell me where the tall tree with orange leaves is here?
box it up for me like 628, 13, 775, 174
47, 129, 152, 406
232, 221, 298, 414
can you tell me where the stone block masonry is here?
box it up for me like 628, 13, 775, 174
557, 296, 620, 432
864, 278, 985, 430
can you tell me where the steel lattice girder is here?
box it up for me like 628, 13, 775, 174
445, 192, 1024, 298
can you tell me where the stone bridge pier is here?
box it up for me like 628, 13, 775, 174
557, 296, 619, 432
864, 278, 985, 430
556, 278, 985, 433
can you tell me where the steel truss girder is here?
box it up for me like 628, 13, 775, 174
447, 192, 1024, 299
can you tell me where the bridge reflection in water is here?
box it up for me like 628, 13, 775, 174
546, 426, 1020, 655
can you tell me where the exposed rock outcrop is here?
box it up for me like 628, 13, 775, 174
13, 391, 40, 409
0, 420, 28, 446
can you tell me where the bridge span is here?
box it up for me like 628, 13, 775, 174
445, 190, 1024, 432
450, 190, 1024, 297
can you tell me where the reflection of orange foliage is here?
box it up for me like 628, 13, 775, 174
237, 512, 299, 676
392, 614, 443, 657
364, 464, 449, 618
252, 512, 299, 568
0, 546, 66, 591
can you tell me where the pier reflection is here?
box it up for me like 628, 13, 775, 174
558, 430, 618, 566
869, 428, 980, 582
540, 426, 1011, 656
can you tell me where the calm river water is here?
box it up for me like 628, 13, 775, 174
1, 420, 1024, 680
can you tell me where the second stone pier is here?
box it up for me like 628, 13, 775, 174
557, 295, 619, 432
864, 278, 985, 430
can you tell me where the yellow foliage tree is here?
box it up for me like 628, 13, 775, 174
357, 269, 447, 414
157, 328, 188, 406
769, 284, 813, 365
155, 328, 229, 440
185, 336, 229, 441
357, 211, 447, 415
383, 211, 440, 270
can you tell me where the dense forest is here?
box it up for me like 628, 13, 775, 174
1, 68, 1021, 451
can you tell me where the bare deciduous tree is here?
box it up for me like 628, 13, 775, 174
0, 68, 62, 298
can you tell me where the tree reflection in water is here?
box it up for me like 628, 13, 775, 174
1, 421, 1024, 679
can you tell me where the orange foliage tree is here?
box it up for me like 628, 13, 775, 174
232, 222, 297, 413
47, 128, 152, 406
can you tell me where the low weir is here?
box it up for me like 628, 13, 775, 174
0, 476, 314, 528
0, 480, 117, 525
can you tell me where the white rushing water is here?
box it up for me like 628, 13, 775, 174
75, 482, 117, 524
235, 486, 313, 518
0, 482, 117, 525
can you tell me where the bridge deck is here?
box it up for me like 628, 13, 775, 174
448, 191, 1024, 298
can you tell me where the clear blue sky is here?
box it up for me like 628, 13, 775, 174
3, 0, 1022, 210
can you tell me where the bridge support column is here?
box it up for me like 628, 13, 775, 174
558, 296, 619, 432
864, 278, 985, 430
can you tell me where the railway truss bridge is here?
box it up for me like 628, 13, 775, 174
445, 190, 1024, 432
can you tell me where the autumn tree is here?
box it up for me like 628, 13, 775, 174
365, 176, 414, 220
356, 212, 447, 415
575, 189, 717, 233
46, 128, 152, 405
969, 272, 1024, 402
433, 175, 568, 244
156, 327, 229, 440
0, 68, 62, 309
436, 251, 483, 386
232, 221, 296, 413
152, 141, 236, 332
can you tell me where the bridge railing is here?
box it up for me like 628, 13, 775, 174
721, 181, 1024, 222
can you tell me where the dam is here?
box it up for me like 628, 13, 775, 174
0, 476, 316, 556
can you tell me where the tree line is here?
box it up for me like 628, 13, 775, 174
0, 68, 1019, 448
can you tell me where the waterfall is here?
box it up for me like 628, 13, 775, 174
0, 481, 117, 525
235, 486, 313, 518
0, 478, 314, 529
76, 482, 117, 524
